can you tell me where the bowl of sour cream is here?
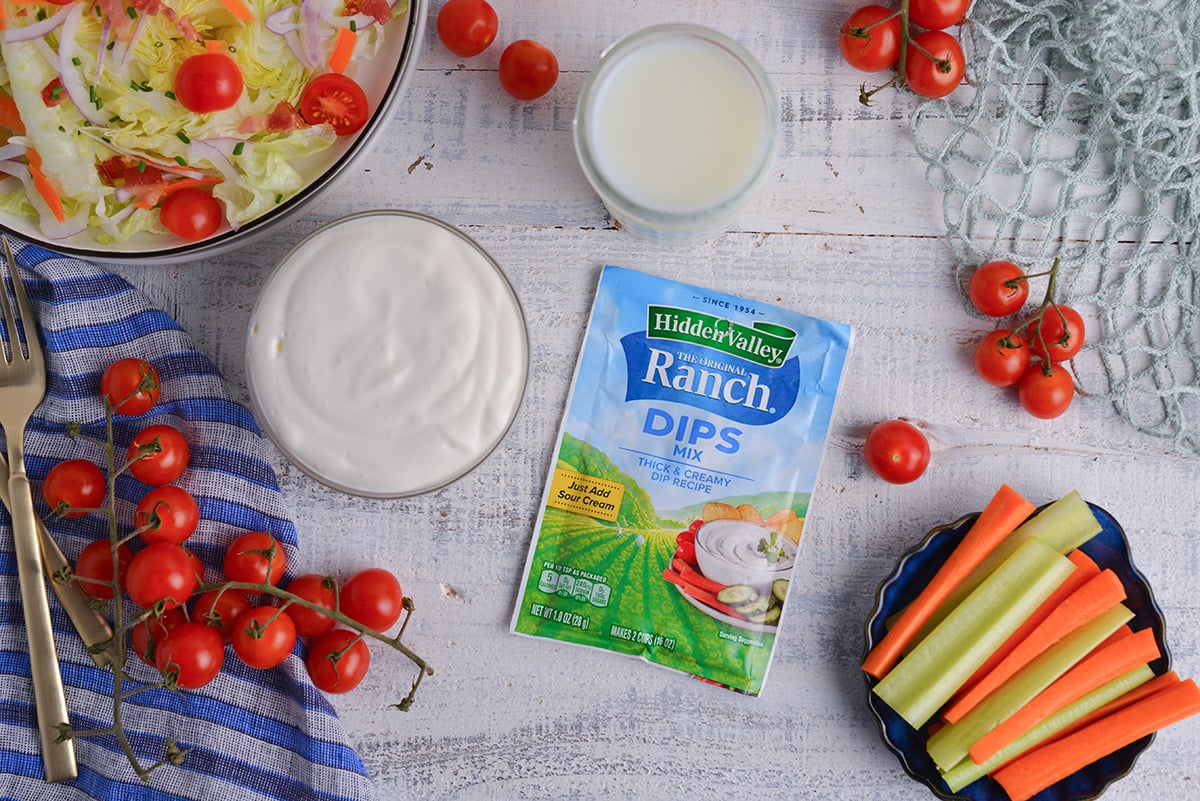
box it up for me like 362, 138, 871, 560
245, 210, 528, 498
694, 518, 796, 594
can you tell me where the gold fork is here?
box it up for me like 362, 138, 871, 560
0, 235, 77, 782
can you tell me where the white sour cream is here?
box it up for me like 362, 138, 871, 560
695, 518, 795, 593
246, 211, 528, 497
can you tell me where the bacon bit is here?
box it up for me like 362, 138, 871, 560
238, 101, 307, 135
175, 15, 200, 41
98, 155, 165, 187
96, 0, 134, 40
41, 78, 68, 108
343, 0, 391, 25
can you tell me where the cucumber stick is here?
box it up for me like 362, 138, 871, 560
873, 538, 1075, 729
941, 664, 1156, 792
903, 491, 1100, 646
925, 602, 1134, 772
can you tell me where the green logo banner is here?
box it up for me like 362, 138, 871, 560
646, 305, 796, 367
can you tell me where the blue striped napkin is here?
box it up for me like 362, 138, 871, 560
0, 240, 378, 801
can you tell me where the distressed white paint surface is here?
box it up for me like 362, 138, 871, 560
112, 2, 1200, 799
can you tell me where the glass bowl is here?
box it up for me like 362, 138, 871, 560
863, 502, 1171, 801
0, 0, 425, 265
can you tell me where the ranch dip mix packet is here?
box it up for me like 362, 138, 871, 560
511, 265, 852, 694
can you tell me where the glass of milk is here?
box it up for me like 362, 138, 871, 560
574, 24, 780, 244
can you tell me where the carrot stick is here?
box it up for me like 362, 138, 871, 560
218, 0, 256, 22
1050, 671, 1181, 740
863, 484, 1036, 679
992, 678, 1200, 801
661, 570, 743, 618
26, 149, 65, 223
944, 566, 1124, 723
969, 626, 1161, 765
672, 558, 726, 595
329, 27, 358, 74
0, 92, 24, 135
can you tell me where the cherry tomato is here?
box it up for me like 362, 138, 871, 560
156, 621, 224, 689
674, 541, 697, 566
283, 574, 338, 638
904, 30, 965, 99
135, 485, 200, 545
436, 0, 498, 58
126, 542, 198, 610
687, 519, 703, 533
340, 568, 404, 631
838, 5, 902, 73
42, 459, 106, 517
101, 357, 161, 416
194, 588, 254, 643
864, 419, 930, 484
974, 330, 1032, 388
1025, 305, 1085, 362
160, 188, 223, 241
224, 531, 288, 586
130, 607, 187, 666
675, 530, 696, 547
41, 77, 67, 107
127, 424, 190, 486
1018, 363, 1075, 419
299, 73, 370, 136
183, 545, 206, 586
968, 261, 1029, 317
232, 606, 297, 669
174, 52, 244, 113
908, 0, 970, 30
498, 39, 559, 101
74, 539, 134, 600
306, 629, 370, 694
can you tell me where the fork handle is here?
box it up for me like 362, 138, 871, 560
37, 518, 115, 668
9, 472, 78, 782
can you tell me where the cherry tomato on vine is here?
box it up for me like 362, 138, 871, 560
135, 485, 200, 545
1025, 305, 1085, 362
156, 622, 224, 689
436, 0, 498, 58
974, 330, 1032, 388
194, 588, 254, 643
307, 629, 371, 694
340, 568, 404, 631
126, 542, 198, 610
299, 73, 370, 136
1018, 363, 1075, 419
100, 357, 161, 416
130, 607, 187, 665
498, 39, 559, 101
224, 531, 288, 586
174, 52, 244, 113
283, 574, 339, 638
968, 261, 1029, 317
74, 539, 134, 600
183, 545, 206, 586
838, 5, 902, 73
160, 188, 223, 241
127, 424, 190, 486
42, 459, 106, 517
864, 419, 930, 484
232, 606, 297, 669
904, 30, 965, 99
908, 0, 970, 30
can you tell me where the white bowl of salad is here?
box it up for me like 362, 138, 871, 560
0, 0, 424, 263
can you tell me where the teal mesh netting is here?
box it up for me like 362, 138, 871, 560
910, 0, 1199, 454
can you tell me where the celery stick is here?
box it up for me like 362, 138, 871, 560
903, 492, 1100, 646
942, 665, 1156, 792
925, 602, 1134, 772
873, 538, 1075, 729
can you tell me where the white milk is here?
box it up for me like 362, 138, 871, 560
574, 25, 779, 242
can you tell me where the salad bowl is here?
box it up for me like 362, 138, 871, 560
863, 502, 1170, 801
0, 0, 425, 264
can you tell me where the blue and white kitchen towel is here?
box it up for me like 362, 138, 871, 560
0, 240, 378, 801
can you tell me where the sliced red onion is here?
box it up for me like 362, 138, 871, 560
0, 161, 30, 180
77, 129, 207, 180
0, 143, 26, 161
95, 21, 112, 81
120, 16, 149, 69
1, 4, 74, 42
265, 5, 302, 35
298, 0, 327, 70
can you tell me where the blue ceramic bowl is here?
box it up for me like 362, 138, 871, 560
863, 502, 1171, 801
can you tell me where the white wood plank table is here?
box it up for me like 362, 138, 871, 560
112, 2, 1200, 799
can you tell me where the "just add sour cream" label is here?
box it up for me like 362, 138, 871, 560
511, 265, 852, 695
